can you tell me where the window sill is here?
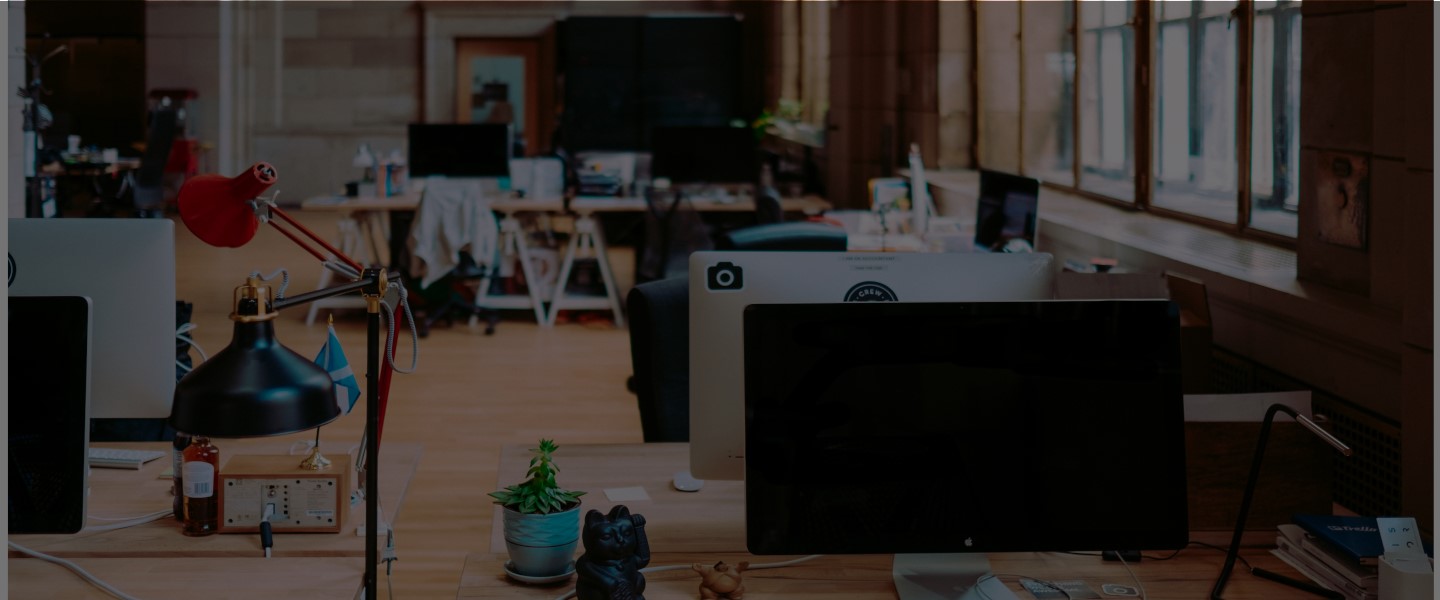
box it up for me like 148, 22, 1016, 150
912, 169, 1403, 408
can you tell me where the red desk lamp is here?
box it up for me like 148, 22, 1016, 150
171, 163, 405, 600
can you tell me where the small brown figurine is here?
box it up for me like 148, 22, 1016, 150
693, 560, 750, 600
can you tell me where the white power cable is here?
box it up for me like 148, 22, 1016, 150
379, 281, 419, 374
1114, 552, 1148, 600
249, 268, 291, 300
175, 323, 209, 374
84, 509, 171, 529
82, 510, 170, 533
9, 541, 145, 600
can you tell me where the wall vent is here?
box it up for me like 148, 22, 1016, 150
1209, 348, 1402, 517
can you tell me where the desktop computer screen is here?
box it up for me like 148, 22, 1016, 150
9, 296, 92, 534
649, 126, 757, 184
688, 251, 1057, 481
408, 123, 513, 178
8, 218, 177, 419
974, 170, 1040, 253
743, 300, 1188, 555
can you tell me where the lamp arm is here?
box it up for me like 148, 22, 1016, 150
267, 205, 366, 273
1210, 403, 1350, 600
272, 271, 402, 312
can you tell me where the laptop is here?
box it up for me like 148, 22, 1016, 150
9, 296, 92, 534
974, 170, 1040, 253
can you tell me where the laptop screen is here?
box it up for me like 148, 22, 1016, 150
974, 170, 1040, 253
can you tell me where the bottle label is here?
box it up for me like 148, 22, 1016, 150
183, 462, 215, 498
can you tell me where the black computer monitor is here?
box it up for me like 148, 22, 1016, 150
649, 126, 757, 185
975, 169, 1041, 253
408, 123, 512, 178
743, 300, 1187, 559
10, 296, 92, 534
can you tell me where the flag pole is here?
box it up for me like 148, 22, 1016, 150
300, 315, 336, 471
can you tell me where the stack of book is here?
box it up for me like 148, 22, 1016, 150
1272, 515, 1383, 600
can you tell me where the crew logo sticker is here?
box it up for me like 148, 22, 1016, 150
843, 281, 897, 302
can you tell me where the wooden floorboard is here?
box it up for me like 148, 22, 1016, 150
176, 211, 643, 599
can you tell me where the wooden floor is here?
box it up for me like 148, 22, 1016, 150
176, 211, 643, 599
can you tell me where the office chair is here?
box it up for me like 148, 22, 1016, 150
626, 221, 847, 442
627, 276, 690, 442
407, 179, 503, 337
418, 253, 501, 337
637, 188, 713, 284
108, 106, 177, 217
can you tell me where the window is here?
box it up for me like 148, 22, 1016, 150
1022, 1, 1076, 187
973, 0, 1302, 243
1078, 0, 1136, 202
976, 1, 1076, 186
1250, 0, 1301, 237
1151, 1, 1239, 223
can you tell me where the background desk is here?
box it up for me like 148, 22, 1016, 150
480, 443, 1317, 599
300, 194, 832, 327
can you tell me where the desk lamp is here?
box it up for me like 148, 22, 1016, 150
1210, 403, 1352, 600
170, 163, 402, 600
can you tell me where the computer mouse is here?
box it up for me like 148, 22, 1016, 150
671, 470, 705, 492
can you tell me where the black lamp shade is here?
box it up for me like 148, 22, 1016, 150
170, 319, 341, 438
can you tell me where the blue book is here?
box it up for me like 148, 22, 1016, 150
1292, 514, 1434, 567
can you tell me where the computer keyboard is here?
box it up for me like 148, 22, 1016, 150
88, 447, 168, 470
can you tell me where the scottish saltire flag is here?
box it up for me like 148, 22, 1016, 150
315, 324, 362, 414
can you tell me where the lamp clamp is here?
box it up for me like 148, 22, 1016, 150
231, 277, 279, 323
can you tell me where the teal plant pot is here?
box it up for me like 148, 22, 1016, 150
501, 505, 581, 578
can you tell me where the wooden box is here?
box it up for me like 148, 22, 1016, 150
218, 454, 351, 534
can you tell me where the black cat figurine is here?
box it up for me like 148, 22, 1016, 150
574, 505, 651, 600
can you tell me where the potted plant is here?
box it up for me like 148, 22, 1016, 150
490, 439, 586, 580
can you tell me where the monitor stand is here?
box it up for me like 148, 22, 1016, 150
892, 554, 1021, 600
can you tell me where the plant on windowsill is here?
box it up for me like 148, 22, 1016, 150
490, 439, 587, 581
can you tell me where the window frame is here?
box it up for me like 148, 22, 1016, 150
984, 0, 1298, 249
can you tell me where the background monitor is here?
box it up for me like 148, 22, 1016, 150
9, 296, 92, 534
8, 218, 176, 418
408, 123, 513, 178
688, 251, 1056, 481
975, 169, 1040, 253
650, 126, 757, 184
743, 300, 1188, 555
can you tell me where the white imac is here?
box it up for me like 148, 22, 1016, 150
688, 251, 1057, 481
8, 218, 177, 418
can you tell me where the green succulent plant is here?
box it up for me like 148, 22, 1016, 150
489, 439, 586, 515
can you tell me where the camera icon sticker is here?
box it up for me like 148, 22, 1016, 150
705, 261, 744, 292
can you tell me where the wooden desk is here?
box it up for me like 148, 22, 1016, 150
10, 557, 364, 599
458, 550, 1304, 599
478, 443, 1316, 599
10, 440, 421, 559
489, 443, 744, 554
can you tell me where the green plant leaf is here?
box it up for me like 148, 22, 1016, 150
492, 438, 586, 514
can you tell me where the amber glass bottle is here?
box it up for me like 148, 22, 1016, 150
181, 436, 220, 536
